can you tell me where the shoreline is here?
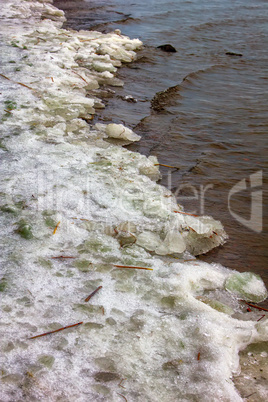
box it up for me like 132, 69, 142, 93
0, 1, 267, 400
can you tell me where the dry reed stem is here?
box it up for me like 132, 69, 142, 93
244, 302, 268, 312
29, 322, 83, 339
85, 286, 102, 302
51, 256, 76, 259
114, 265, 153, 271
154, 163, 180, 169
72, 70, 90, 84
174, 210, 199, 217
53, 221, 60, 235
117, 393, 128, 402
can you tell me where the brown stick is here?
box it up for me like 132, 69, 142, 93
4, 109, 12, 114
189, 226, 197, 233
0, 73, 11, 80
197, 352, 201, 361
244, 302, 268, 312
29, 322, 83, 339
53, 221, 60, 235
51, 256, 76, 259
257, 315, 265, 322
85, 286, 102, 302
17, 82, 35, 90
154, 163, 180, 169
114, 265, 153, 271
0, 73, 37, 93
118, 378, 126, 389
174, 210, 199, 217
117, 393, 128, 402
72, 70, 89, 84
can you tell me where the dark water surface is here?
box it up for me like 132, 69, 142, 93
54, 0, 268, 292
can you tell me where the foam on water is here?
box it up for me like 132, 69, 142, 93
0, 1, 267, 401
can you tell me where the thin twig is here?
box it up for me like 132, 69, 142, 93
117, 393, 128, 402
17, 82, 35, 90
0, 73, 37, 93
72, 70, 89, 84
154, 163, 180, 169
114, 265, 153, 271
197, 352, 201, 361
85, 286, 102, 302
245, 392, 257, 399
79, 38, 95, 42
118, 378, 126, 389
174, 210, 199, 217
244, 302, 268, 312
189, 226, 197, 233
29, 322, 83, 339
0, 73, 11, 80
51, 256, 76, 259
53, 221, 60, 235
257, 315, 265, 322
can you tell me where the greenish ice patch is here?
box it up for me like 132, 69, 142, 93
15, 219, 33, 240
38, 355, 55, 369
225, 272, 268, 303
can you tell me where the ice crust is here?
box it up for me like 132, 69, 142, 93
0, 1, 267, 401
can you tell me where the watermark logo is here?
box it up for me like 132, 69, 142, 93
228, 170, 263, 233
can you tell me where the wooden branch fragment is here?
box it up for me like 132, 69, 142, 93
117, 393, 128, 402
174, 210, 199, 217
0, 73, 37, 93
85, 286, 102, 302
244, 302, 268, 312
4, 109, 12, 114
189, 226, 197, 233
72, 70, 89, 84
79, 38, 95, 42
197, 352, 201, 361
17, 82, 35, 90
0, 73, 11, 80
257, 315, 265, 322
53, 221, 60, 235
118, 378, 126, 389
114, 265, 153, 271
29, 322, 83, 339
51, 256, 76, 259
154, 163, 180, 169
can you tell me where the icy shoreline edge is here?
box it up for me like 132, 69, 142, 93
0, 1, 267, 401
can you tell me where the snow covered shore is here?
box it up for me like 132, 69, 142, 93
0, 1, 267, 401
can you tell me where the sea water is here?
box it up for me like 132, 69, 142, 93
0, 1, 267, 401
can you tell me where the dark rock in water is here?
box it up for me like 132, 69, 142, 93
226, 51, 243, 57
157, 44, 177, 53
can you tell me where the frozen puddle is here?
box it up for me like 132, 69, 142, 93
0, 1, 267, 401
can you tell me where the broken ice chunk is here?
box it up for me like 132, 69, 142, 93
138, 155, 161, 181
155, 230, 186, 255
105, 124, 141, 142
225, 272, 268, 302
136, 231, 162, 251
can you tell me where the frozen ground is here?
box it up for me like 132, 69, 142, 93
0, 1, 267, 401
